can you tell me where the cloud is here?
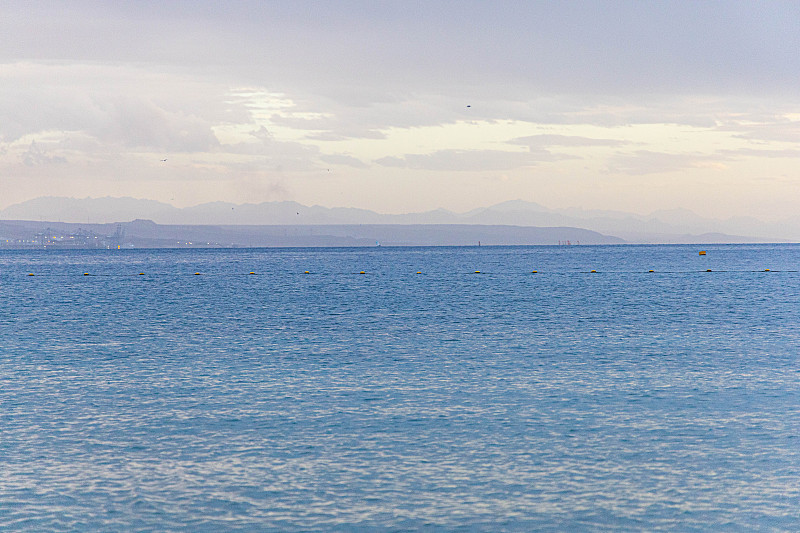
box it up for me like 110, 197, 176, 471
95, 96, 221, 152
376, 148, 572, 172
510, 134, 628, 148
0, 63, 230, 152
261, 92, 754, 141
319, 153, 369, 169
305, 130, 386, 141
5, 2, 800, 100
265, 96, 467, 140
219, 128, 322, 172
606, 150, 729, 175
725, 121, 800, 144
22, 141, 67, 166
720, 147, 800, 159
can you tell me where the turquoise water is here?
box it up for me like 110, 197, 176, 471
1, 244, 799, 531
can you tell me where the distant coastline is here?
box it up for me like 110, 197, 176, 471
0, 220, 624, 248
1, 219, 785, 249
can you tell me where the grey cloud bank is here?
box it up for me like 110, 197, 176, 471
5, 1, 798, 96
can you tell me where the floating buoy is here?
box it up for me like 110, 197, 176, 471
699, 251, 707, 255
590, 270, 597, 273
194, 272, 201, 275
706, 269, 712, 272
304, 271, 310, 274
248, 272, 256, 275
27, 273, 34, 276
765, 269, 770, 272
138, 272, 145, 276
359, 271, 366, 274
474, 271, 481, 274
416, 271, 422, 274
648, 270, 654, 272
83, 273, 90, 276
531, 270, 538, 273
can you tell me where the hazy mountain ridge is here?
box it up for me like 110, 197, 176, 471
0, 196, 793, 243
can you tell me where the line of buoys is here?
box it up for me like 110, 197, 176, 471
17, 268, 796, 277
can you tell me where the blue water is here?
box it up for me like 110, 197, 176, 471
1, 244, 799, 531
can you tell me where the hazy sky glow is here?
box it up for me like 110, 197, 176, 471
1, 1, 799, 219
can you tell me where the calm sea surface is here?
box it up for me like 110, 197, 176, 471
1, 244, 799, 531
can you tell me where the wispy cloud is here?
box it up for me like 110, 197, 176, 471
22, 141, 67, 166
606, 150, 729, 175
376, 148, 572, 172
319, 154, 369, 169
721, 147, 800, 159
509, 134, 628, 148
725, 121, 800, 143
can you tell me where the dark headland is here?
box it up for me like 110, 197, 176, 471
0, 219, 622, 248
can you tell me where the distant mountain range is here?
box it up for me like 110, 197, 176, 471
1, 196, 795, 243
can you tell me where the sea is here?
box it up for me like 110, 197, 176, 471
1, 244, 798, 531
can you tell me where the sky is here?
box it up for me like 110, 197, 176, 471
1, 0, 799, 220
